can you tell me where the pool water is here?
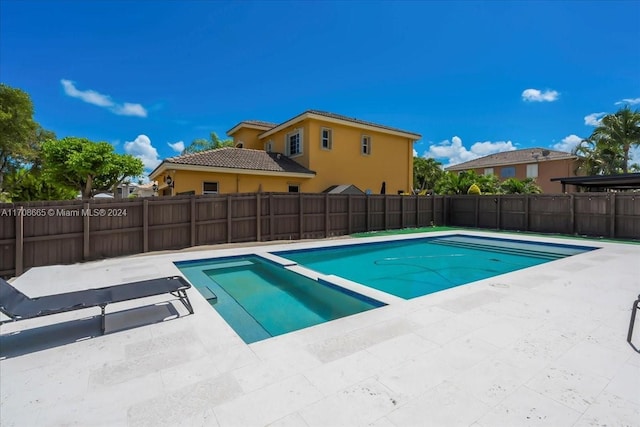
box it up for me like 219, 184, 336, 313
176, 256, 385, 343
276, 235, 597, 299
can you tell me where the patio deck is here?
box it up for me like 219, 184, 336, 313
1, 230, 638, 426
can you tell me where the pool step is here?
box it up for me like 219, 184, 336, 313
429, 239, 566, 260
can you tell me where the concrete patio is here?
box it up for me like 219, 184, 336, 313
1, 230, 638, 426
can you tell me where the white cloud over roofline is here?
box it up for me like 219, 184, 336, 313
61, 79, 147, 117
553, 134, 583, 152
521, 88, 560, 102
124, 135, 161, 170
168, 141, 185, 153
424, 136, 516, 167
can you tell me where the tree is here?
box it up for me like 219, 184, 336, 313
587, 106, 640, 173
182, 132, 234, 155
500, 177, 542, 194
573, 137, 624, 175
413, 157, 444, 191
4, 167, 77, 201
42, 137, 144, 199
0, 84, 38, 193
435, 171, 474, 194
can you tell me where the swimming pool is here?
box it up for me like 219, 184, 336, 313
176, 255, 385, 343
275, 234, 598, 299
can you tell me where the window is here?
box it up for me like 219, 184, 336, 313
288, 184, 300, 193
484, 168, 494, 176
361, 135, 371, 155
321, 128, 332, 150
235, 141, 244, 148
264, 140, 273, 152
526, 163, 538, 178
203, 182, 219, 194
286, 129, 303, 156
500, 167, 516, 178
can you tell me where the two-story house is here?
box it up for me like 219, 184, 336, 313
445, 148, 580, 193
149, 110, 421, 195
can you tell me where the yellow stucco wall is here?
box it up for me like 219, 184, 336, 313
159, 169, 310, 195
180, 116, 417, 195
230, 128, 264, 150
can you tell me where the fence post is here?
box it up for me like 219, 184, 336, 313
569, 194, 575, 235
347, 195, 352, 234
524, 194, 529, 231
443, 196, 448, 226
83, 201, 90, 260
227, 194, 232, 243
366, 195, 371, 231
15, 211, 24, 276
496, 196, 501, 230
432, 195, 436, 226
401, 196, 405, 229
143, 199, 149, 252
610, 193, 616, 238
415, 195, 419, 227
325, 193, 330, 237
475, 196, 480, 228
256, 193, 261, 242
384, 196, 388, 230
269, 194, 275, 241
190, 196, 196, 247
299, 193, 304, 239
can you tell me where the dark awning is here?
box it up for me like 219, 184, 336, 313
550, 173, 640, 190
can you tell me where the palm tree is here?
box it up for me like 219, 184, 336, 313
573, 137, 624, 175
182, 132, 234, 155
588, 106, 640, 173
413, 157, 444, 191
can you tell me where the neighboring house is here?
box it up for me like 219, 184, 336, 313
445, 148, 580, 193
149, 110, 421, 195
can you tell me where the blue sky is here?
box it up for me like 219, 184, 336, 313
2, 0, 639, 176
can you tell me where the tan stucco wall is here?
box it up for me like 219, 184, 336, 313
468, 158, 579, 193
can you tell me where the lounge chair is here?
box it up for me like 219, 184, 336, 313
0, 276, 194, 334
628, 293, 640, 352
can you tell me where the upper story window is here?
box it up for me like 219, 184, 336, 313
264, 140, 273, 152
500, 167, 516, 178
286, 129, 303, 157
203, 181, 219, 194
321, 128, 332, 150
526, 163, 538, 178
361, 135, 371, 155
235, 142, 244, 148
484, 168, 494, 176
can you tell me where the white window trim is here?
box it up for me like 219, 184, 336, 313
361, 135, 371, 156
526, 163, 538, 178
484, 168, 494, 176
203, 181, 219, 195
320, 127, 332, 150
286, 128, 303, 157
264, 140, 273, 152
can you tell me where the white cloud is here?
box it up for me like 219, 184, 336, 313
60, 79, 147, 117
424, 136, 516, 167
413, 148, 418, 157
61, 79, 113, 107
112, 102, 147, 117
124, 135, 161, 170
553, 134, 583, 152
584, 112, 606, 126
168, 141, 185, 153
615, 97, 640, 106
521, 88, 560, 102
630, 145, 640, 165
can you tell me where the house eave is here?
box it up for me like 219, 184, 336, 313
149, 161, 316, 180
258, 112, 421, 141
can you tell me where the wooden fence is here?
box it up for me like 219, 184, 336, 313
1, 192, 638, 277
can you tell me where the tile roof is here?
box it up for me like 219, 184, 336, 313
239, 120, 278, 128
164, 147, 315, 175
446, 148, 577, 170
303, 110, 421, 138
